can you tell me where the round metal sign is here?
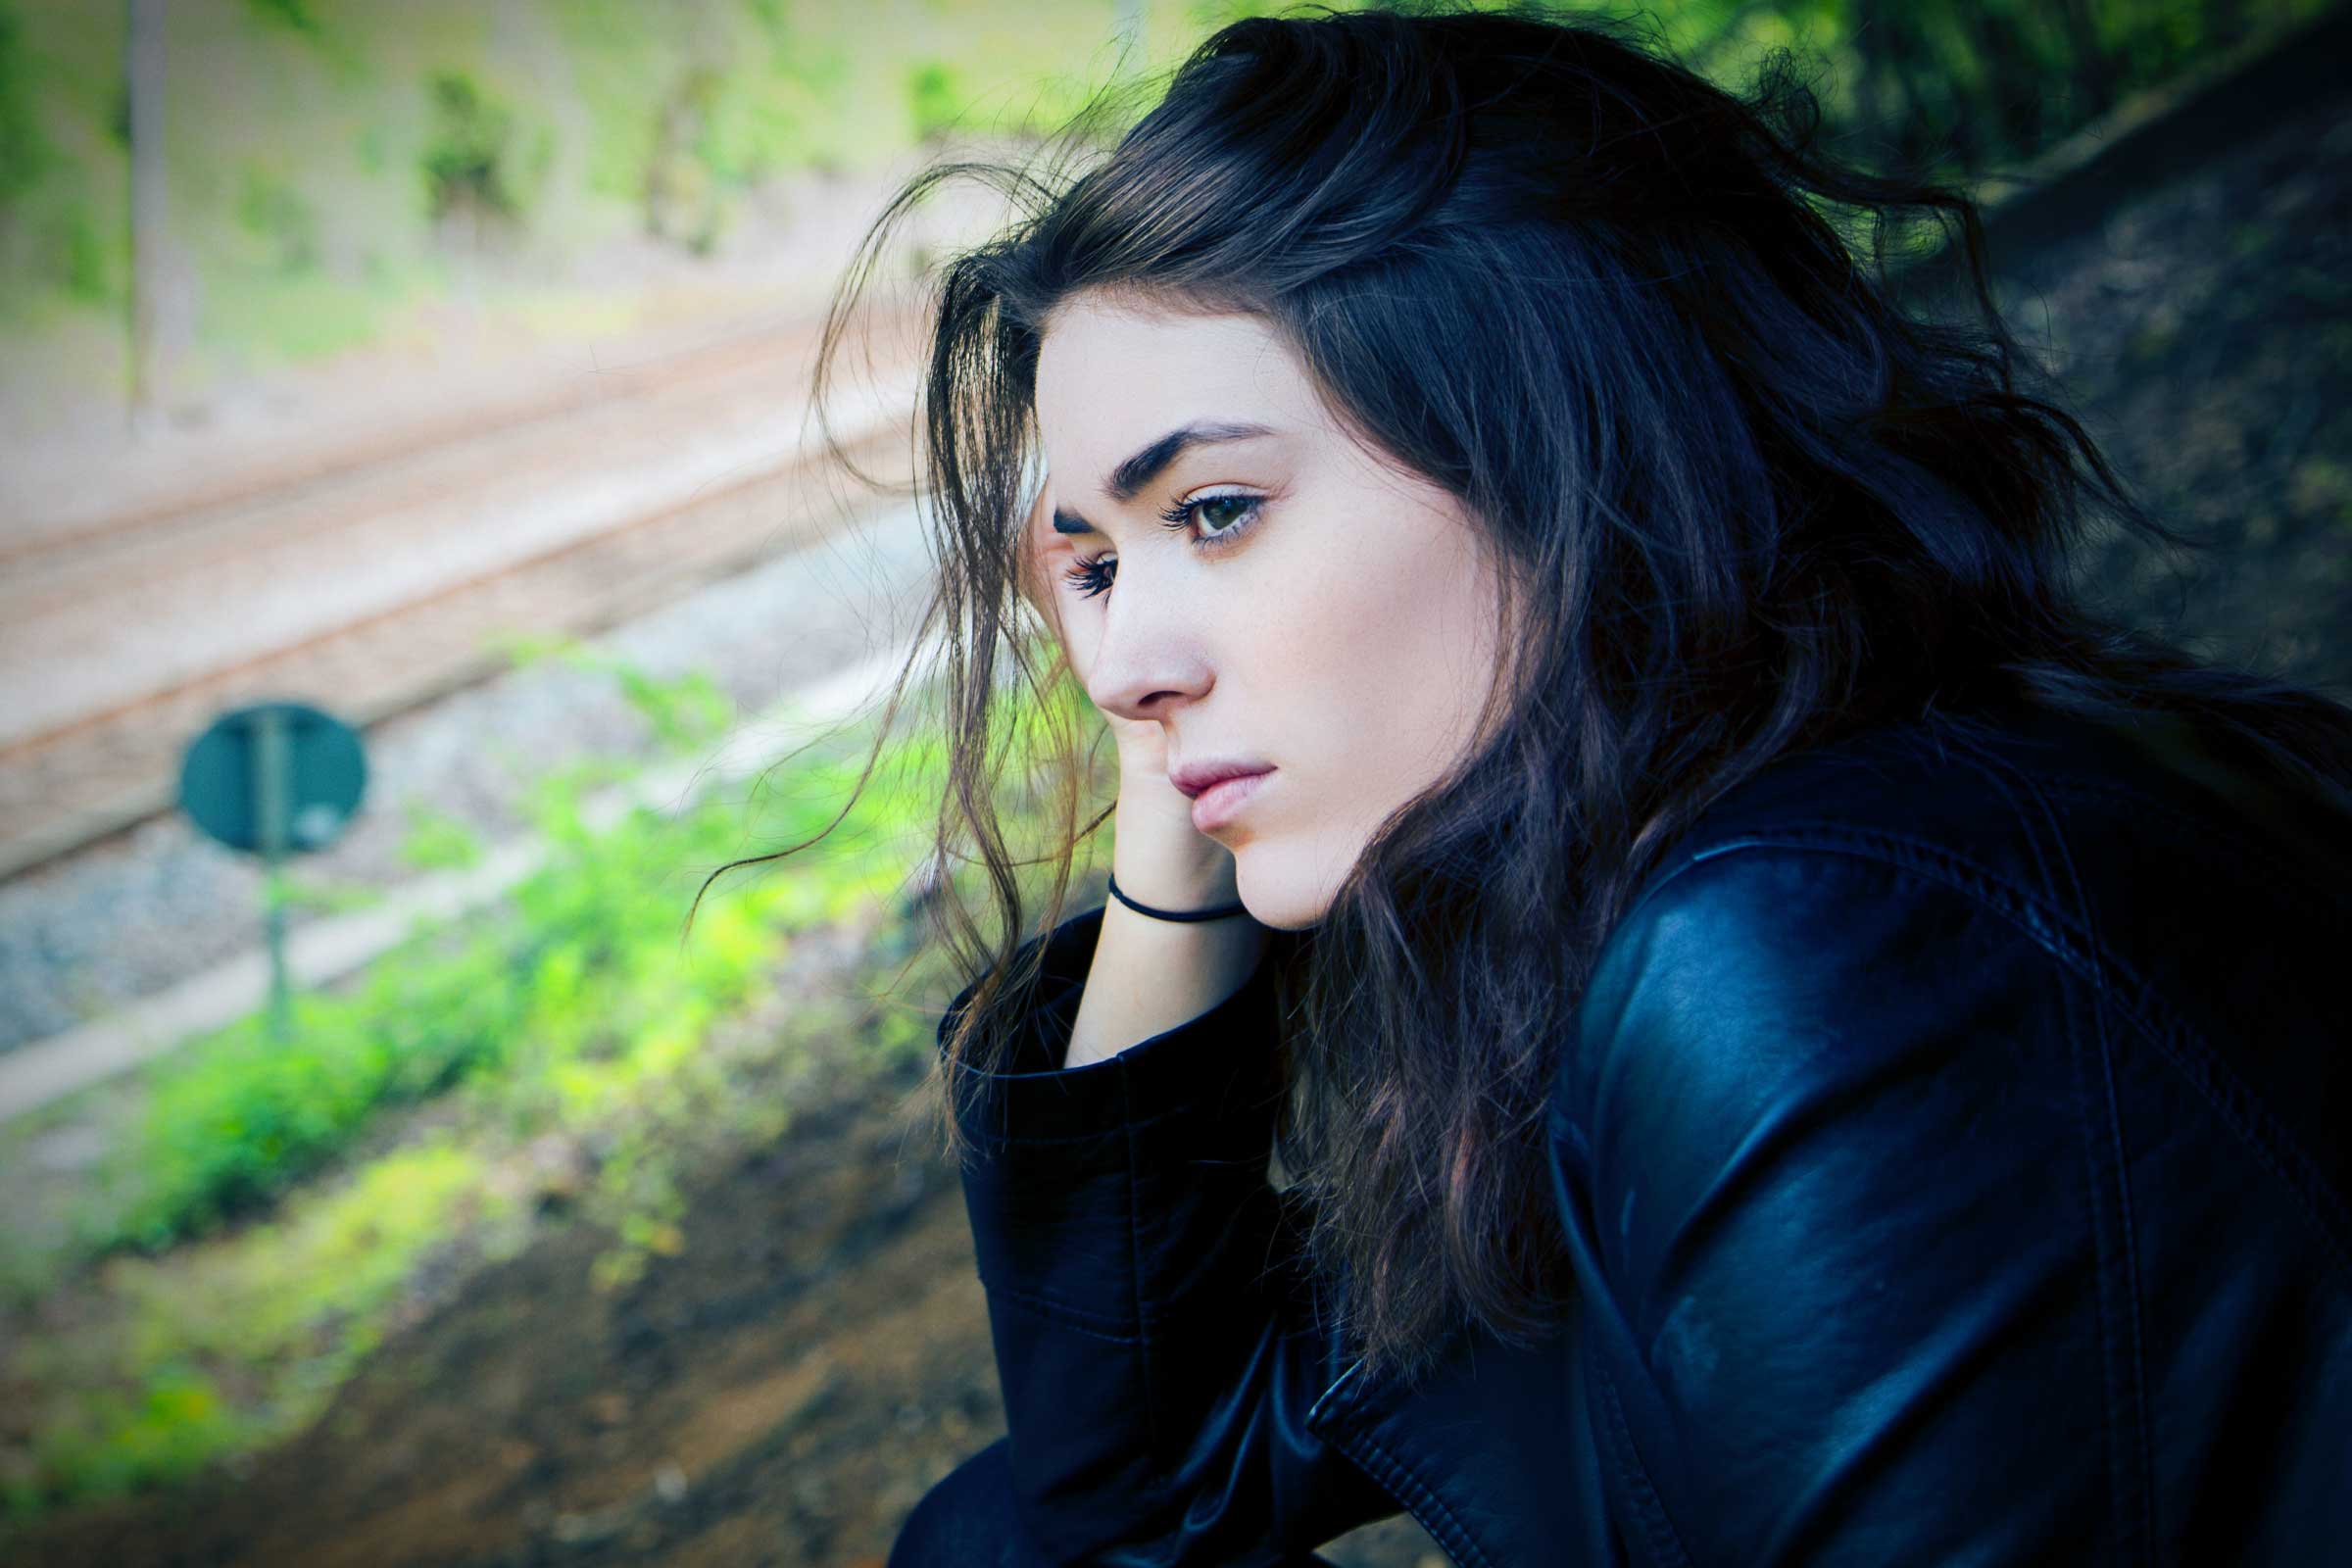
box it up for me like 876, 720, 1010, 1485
180, 701, 367, 856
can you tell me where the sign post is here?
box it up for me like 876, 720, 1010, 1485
179, 703, 368, 1044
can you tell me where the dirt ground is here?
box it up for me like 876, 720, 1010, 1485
4, 962, 1445, 1568
7, 70, 2348, 1568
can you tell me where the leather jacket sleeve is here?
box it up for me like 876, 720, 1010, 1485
1549, 842, 2157, 1564
938, 903, 1397, 1566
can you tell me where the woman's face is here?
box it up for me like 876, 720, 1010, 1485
1029, 292, 1509, 930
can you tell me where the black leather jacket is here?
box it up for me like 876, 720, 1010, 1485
935, 700, 2352, 1566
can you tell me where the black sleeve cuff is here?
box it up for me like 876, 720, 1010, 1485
934, 902, 1287, 1164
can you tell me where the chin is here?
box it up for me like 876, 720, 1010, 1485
1230, 851, 1331, 933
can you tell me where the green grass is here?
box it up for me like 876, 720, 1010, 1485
0, 640, 1107, 1526
17, 1140, 513, 1510
68, 665, 898, 1263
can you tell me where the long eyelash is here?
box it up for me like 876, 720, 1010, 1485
1060, 494, 1262, 600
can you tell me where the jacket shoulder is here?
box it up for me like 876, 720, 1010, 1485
1641, 699, 2352, 969
1548, 703, 2352, 1561
1611, 703, 2352, 1191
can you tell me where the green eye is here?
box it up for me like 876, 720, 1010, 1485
1186, 494, 1257, 537
1158, 492, 1264, 543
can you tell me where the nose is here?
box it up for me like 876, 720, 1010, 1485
1083, 573, 1213, 724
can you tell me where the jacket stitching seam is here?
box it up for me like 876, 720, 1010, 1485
963, 1101, 1248, 1146
981, 1282, 1142, 1341
1664, 828, 2098, 971
991, 1218, 1289, 1338
1592, 1348, 1694, 1568
2128, 1003, 2352, 1278
2088, 968, 2154, 1560
1120, 1085, 1165, 1470
2062, 861, 2159, 1563
2030, 779, 2331, 914
2019, 770, 2157, 1565
1337, 1429, 1495, 1568
2069, 966, 2160, 1560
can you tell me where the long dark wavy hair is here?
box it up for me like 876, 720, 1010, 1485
689, 2, 2352, 1393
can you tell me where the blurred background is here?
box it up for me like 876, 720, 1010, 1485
0, 1, 2345, 1563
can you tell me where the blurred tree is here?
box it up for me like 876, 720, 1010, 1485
125, 0, 165, 427
1794, 0, 2324, 184
241, 0, 319, 38
643, 62, 726, 253
0, 0, 2332, 392
908, 59, 963, 143
234, 165, 318, 274
421, 69, 526, 251
0, 1, 45, 213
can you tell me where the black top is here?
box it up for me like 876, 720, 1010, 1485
936, 699, 2352, 1566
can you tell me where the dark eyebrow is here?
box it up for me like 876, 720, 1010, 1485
1051, 419, 1278, 535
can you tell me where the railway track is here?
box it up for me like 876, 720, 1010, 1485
0, 308, 846, 569
0, 306, 929, 884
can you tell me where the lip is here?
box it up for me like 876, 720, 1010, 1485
1169, 760, 1276, 799
1189, 769, 1273, 834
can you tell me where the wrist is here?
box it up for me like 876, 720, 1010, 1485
1111, 797, 1240, 910
1107, 869, 1250, 923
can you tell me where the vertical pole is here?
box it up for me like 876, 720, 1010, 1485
124, 0, 168, 435
253, 708, 292, 1045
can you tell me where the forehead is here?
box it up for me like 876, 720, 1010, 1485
1034, 299, 1317, 481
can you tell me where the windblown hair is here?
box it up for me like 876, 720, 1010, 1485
691, 2, 2352, 1393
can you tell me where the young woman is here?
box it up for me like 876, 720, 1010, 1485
700, 6, 2352, 1563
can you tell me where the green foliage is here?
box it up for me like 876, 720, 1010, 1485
108, 1001, 411, 1250
130, 673, 883, 1250
419, 69, 524, 224
908, 59, 965, 143
12, 1140, 510, 1519
189, 266, 393, 363
496, 631, 736, 755
696, 63, 800, 188
1184, 0, 1318, 28
0, 625, 1108, 1523
586, 1123, 687, 1292
0, 0, 2327, 375
57, 203, 111, 302
0, 1, 48, 208
243, 0, 322, 36
75, 657, 742, 1256
233, 165, 320, 274
2, 647, 984, 1521
396, 801, 485, 872
13, 1367, 247, 1512
619, 666, 732, 754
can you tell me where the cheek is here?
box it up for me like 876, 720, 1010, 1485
1279, 526, 1497, 783
1304, 528, 1477, 684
